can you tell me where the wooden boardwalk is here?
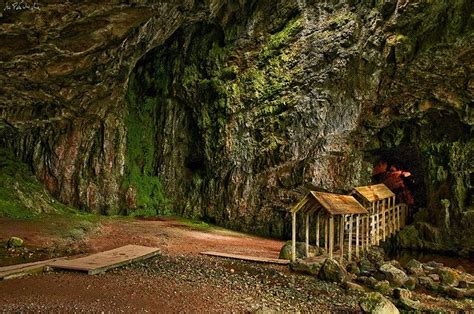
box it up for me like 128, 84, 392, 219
201, 251, 289, 265
48, 245, 160, 275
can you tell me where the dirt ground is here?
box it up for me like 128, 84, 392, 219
0, 215, 472, 312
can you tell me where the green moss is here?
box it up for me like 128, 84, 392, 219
122, 74, 171, 217
260, 15, 303, 61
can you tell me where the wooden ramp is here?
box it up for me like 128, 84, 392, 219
201, 251, 289, 265
48, 245, 160, 275
0, 257, 65, 280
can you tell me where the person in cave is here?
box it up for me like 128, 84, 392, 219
373, 161, 415, 206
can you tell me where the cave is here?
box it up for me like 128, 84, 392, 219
1, 0, 474, 310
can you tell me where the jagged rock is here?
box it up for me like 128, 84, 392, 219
428, 274, 440, 282
398, 297, 422, 311
7, 237, 23, 248
366, 248, 386, 268
374, 280, 392, 295
380, 263, 409, 287
279, 241, 321, 260
444, 287, 466, 299
356, 276, 378, 289
436, 267, 460, 287
403, 277, 417, 291
0, 0, 471, 254
405, 259, 424, 275
359, 258, 377, 274
393, 288, 412, 300
319, 258, 347, 283
417, 276, 438, 291
426, 261, 444, 268
289, 259, 321, 275
344, 281, 365, 292
360, 292, 399, 314
346, 262, 360, 274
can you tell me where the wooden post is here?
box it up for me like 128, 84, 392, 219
397, 205, 400, 231
382, 199, 386, 241
348, 214, 353, 261
305, 212, 309, 257
339, 215, 344, 262
325, 216, 329, 252
376, 201, 380, 245
355, 215, 360, 259
366, 214, 369, 250
329, 216, 334, 259
292, 212, 296, 262
371, 202, 375, 245
315, 213, 320, 248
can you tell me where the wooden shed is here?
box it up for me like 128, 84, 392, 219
352, 184, 407, 246
290, 191, 368, 262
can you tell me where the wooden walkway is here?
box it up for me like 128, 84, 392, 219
48, 245, 160, 275
0, 257, 65, 280
201, 251, 290, 265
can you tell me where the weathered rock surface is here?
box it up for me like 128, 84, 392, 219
319, 258, 347, 283
0, 0, 472, 251
279, 241, 321, 260
360, 292, 399, 314
7, 236, 23, 248
380, 263, 409, 287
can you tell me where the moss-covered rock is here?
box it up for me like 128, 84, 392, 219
319, 258, 347, 283
360, 292, 399, 314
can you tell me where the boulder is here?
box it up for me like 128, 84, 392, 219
7, 237, 23, 248
344, 281, 365, 292
403, 277, 416, 290
393, 288, 412, 300
366, 248, 386, 268
374, 280, 392, 295
289, 259, 321, 275
346, 262, 360, 274
428, 274, 440, 282
279, 241, 321, 260
436, 267, 460, 286
444, 286, 466, 299
398, 297, 422, 311
380, 263, 409, 287
360, 292, 399, 314
319, 258, 347, 283
405, 259, 424, 275
356, 276, 378, 289
417, 276, 438, 291
359, 258, 377, 274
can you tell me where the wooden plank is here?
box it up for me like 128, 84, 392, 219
292, 212, 296, 262
0, 257, 66, 280
382, 199, 386, 241
48, 245, 160, 275
291, 195, 309, 213
310, 191, 368, 215
339, 215, 344, 263
325, 216, 329, 252
201, 252, 290, 265
353, 184, 395, 203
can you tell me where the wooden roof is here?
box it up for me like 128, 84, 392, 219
291, 191, 368, 215
352, 184, 395, 202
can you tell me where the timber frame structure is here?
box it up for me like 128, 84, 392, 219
289, 184, 408, 263
290, 191, 368, 263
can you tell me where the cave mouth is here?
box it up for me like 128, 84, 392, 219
371, 144, 426, 210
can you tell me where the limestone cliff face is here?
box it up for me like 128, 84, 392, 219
1, 1, 472, 252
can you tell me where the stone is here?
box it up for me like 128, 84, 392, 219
346, 262, 360, 274
387, 260, 403, 270
428, 274, 440, 282
403, 277, 416, 291
398, 297, 422, 311
374, 280, 391, 295
355, 276, 378, 289
393, 288, 412, 300
289, 259, 321, 276
436, 267, 460, 286
279, 241, 320, 260
380, 263, 409, 287
7, 237, 23, 248
344, 281, 365, 292
366, 248, 386, 268
426, 261, 443, 268
444, 287, 466, 299
359, 258, 377, 274
360, 292, 399, 314
417, 276, 438, 291
318, 258, 347, 283
458, 280, 468, 289
405, 259, 424, 275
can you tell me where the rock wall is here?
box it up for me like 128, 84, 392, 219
1, 1, 472, 251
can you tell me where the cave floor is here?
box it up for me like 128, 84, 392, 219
0, 215, 471, 312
